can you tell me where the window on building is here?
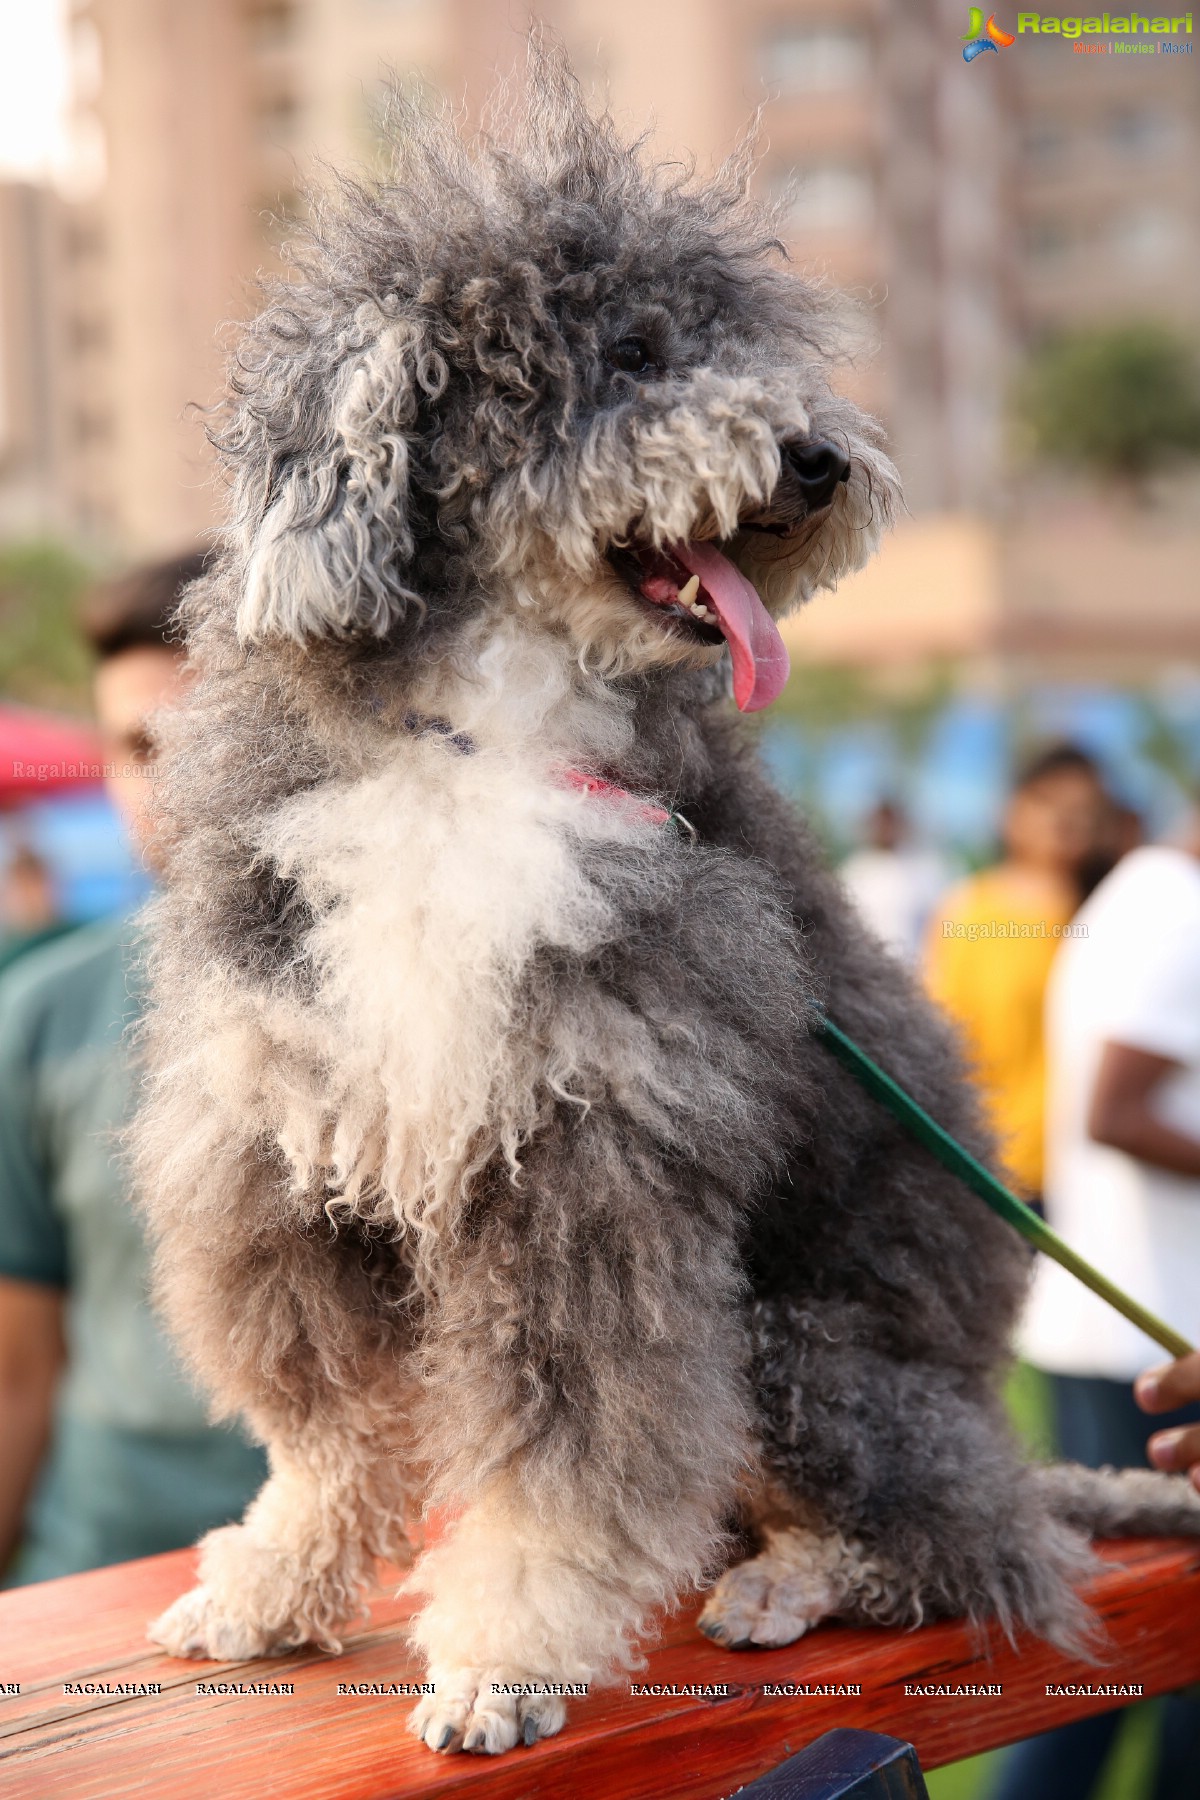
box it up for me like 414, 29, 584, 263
1109, 207, 1180, 265
1106, 108, 1173, 156
65, 219, 104, 260
1024, 216, 1071, 263
246, 3, 299, 53
68, 314, 109, 353
760, 24, 870, 94
256, 89, 301, 142
1022, 119, 1067, 164
73, 410, 112, 445
769, 163, 874, 233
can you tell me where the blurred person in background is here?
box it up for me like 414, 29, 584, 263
996, 804, 1200, 1800
1077, 795, 1144, 904
0, 553, 266, 1586
0, 843, 66, 978
924, 744, 1112, 1201
839, 796, 949, 964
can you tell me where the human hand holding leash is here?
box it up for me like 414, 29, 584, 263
1137, 1355, 1200, 1490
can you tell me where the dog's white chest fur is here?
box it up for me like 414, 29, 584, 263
245, 625, 663, 1245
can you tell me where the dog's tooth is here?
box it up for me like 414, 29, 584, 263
690, 601, 706, 618
677, 574, 700, 606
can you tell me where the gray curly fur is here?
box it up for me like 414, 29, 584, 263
133, 44, 1200, 1748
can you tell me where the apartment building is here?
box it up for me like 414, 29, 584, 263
7, 0, 1195, 673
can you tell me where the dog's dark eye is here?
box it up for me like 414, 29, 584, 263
606, 336, 658, 376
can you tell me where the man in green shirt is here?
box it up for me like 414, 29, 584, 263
0, 555, 266, 1585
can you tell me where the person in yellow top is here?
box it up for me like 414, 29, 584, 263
924, 744, 1115, 1200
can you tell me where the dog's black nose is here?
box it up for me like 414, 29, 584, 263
782, 438, 851, 511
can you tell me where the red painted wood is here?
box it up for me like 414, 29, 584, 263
2, 1539, 1198, 1799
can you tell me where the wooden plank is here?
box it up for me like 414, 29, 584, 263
2, 1539, 1199, 1800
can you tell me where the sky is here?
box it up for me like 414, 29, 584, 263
0, 0, 70, 180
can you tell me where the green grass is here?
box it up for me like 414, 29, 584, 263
926, 1704, 1159, 1800
926, 1745, 1001, 1800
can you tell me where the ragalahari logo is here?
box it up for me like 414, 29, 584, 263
962, 8, 1017, 56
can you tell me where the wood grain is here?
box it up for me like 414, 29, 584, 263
2, 1539, 1199, 1799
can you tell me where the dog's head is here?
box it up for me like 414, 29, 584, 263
226, 48, 900, 713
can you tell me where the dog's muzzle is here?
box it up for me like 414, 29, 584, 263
604, 441, 851, 717
743, 437, 851, 537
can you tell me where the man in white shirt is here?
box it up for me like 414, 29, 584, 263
994, 822, 1200, 1800
1025, 833, 1200, 1380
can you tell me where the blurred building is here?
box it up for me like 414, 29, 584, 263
1, 0, 1197, 670
0, 181, 69, 536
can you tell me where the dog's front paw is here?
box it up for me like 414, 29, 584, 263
148, 1584, 276, 1662
408, 1667, 568, 1755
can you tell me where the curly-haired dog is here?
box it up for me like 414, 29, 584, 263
136, 53, 1200, 1756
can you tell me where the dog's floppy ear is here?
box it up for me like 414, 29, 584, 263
237, 314, 446, 645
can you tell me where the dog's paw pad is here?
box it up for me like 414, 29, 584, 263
148, 1585, 274, 1662
697, 1550, 840, 1650
409, 1668, 568, 1756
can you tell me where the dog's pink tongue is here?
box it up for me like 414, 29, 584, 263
672, 541, 790, 713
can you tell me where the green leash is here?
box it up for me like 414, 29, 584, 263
596, 789, 1189, 1358
816, 1013, 1194, 1360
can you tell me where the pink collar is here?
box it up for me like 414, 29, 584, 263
399, 712, 678, 829
558, 768, 671, 827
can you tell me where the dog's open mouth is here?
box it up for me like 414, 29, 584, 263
606, 539, 790, 713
